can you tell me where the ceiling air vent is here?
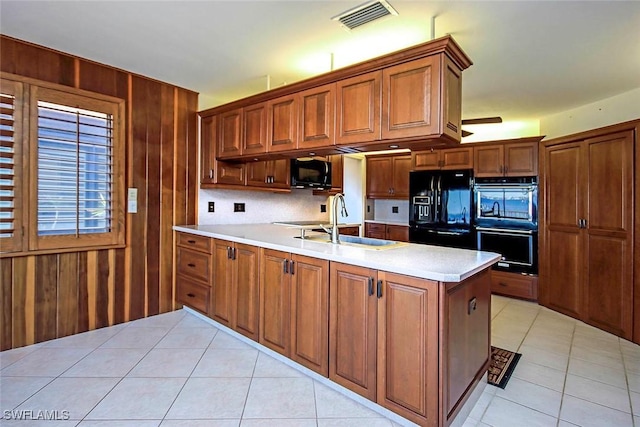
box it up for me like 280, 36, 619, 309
332, 0, 398, 31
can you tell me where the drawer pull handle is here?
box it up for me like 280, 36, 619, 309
499, 282, 508, 287
187, 293, 195, 298
187, 263, 196, 268
188, 240, 196, 244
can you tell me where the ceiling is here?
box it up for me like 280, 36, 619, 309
1, 1, 639, 123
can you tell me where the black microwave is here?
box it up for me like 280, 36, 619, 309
291, 158, 332, 189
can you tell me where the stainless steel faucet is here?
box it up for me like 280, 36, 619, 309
322, 193, 348, 243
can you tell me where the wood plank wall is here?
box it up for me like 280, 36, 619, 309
0, 35, 198, 351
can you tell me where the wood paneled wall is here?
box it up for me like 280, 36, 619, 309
0, 36, 198, 351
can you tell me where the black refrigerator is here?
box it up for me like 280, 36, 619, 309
409, 169, 475, 249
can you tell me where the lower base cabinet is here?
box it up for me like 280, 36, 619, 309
490, 270, 538, 301
260, 248, 329, 376
211, 239, 260, 340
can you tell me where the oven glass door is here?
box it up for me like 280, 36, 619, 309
475, 185, 536, 224
477, 228, 534, 268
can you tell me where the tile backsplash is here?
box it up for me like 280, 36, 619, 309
370, 199, 410, 224
197, 188, 330, 225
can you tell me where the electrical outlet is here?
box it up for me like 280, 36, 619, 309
367, 205, 371, 213
392, 206, 399, 213
234, 202, 245, 212
320, 204, 326, 213
208, 202, 215, 213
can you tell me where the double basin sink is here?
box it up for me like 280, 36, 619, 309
295, 234, 406, 250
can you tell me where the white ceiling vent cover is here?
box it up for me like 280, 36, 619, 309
332, 0, 398, 31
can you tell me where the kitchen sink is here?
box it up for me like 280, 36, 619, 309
295, 234, 406, 250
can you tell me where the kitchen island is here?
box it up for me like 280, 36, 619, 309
173, 223, 500, 427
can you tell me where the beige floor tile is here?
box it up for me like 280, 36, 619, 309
317, 419, 394, 427
165, 377, 250, 419
559, 395, 634, 427
79, 422, 160, 427
127, 348, 205, 377
86, 377, 186, 420
61, 348, 148, 377
126, 310, 186, 328
155, 327, 218, 349
495, 377, 562, 417
522, 333, 571, 356
627, 371, 640, 393
172, 314, 219, 329
512, 360, 566, 392
17, 377, 119, 420
241, 420, 317, 426
0, 345, 43, 369
0, 421, 77, 426
0, 376, 54, 410
252, 353, 304, 378
99, 327, 169, 349
208, 332, 254, 350
518, 344, 569, 372
481, 396, 557, 426
0, 348, 93, 377
466, 389, 494, 421
567, 357, 627, 389
191, 348, 258, 377
630, 391, 640, 417
43, 326, 125, 348
161, 421, 239, 427
563, 374, 631, 413
243, 377, 316, 419
623, 351, 640, 374
314, 381, 380, 418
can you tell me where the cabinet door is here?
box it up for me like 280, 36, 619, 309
299, 83, 335, 149
391, 155, 412, 198
540, 143, 583, 318
474, 144, 504, 177
377, 272, 439, 425
583, 132, 633, 339
268, 95, 298, 152
246, 161, 270, 188
234, 243, 260, 341
366, 156, 393, 198
243, 102, 268, 155
260, 248, 291, 356
329, 263, 377, 400
218, 108, 243, 158
200, 116, 217, 184
442, 269, 491, 421
382, 56, 440, 140
269, 159, 291, 189
412, 150, 441, 170
336, 71, 381, 144
441, 147, 473, 170
290, 255, 329, 376
385, 225, 409, 242
504, 142, 538, 176
211, 239, 234, 327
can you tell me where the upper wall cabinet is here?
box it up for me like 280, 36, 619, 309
473, 137, 542, 177
204, 36, 472, 161
412, 146, 473, 170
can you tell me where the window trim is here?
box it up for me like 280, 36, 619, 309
0, 73, 125, 254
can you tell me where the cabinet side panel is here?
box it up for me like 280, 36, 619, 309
235, 244, 260, 340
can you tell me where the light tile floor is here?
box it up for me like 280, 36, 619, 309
1, 295, 639, 426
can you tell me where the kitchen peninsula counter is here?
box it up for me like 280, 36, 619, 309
173, 223, 499, 283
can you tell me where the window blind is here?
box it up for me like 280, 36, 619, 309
0, 92, 16, 241
37, 101, 114, 237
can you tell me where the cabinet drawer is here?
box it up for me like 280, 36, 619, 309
177, 232, 212, 253
177, 247, 211, 283
177, 278, 210, 314
491, 270, 538, 301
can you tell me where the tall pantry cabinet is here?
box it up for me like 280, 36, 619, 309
539, 120, 639, 342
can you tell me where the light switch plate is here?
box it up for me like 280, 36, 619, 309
127, 188, 138, 214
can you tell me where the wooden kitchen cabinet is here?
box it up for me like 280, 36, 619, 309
474, 138, 539, 177
336, 71, 381, 145
365, 223, 408, 242
540, 127, 635, 339
412, 146, 473, 170
217, 108, 243, 158
366, 153, 411, 199
299, 83, 335, 149
246, 159, 290, 190
243, 102, 268, 155
329, 263, 442, 425
491, 270, 538, 301
212, 239, 260, 340
267, 94, 298, 153
200, 115, 246, 187
176, 232, 213, 315
260, 248, 330, 375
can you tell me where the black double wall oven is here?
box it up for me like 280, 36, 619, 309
409, 169, 475, 249
473, 177, 538, 275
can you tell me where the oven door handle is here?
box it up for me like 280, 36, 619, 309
476, 227, 534, 235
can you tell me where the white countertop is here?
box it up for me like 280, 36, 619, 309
174, 224, 500, 283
